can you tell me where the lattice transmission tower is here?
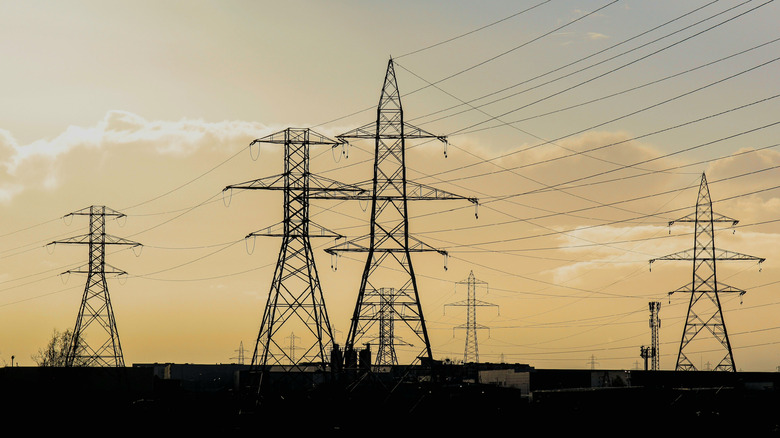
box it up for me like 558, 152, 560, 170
224, 128, 364, 370
445, 271, 497, 364
326, 58, 478, 365
49, 206, 141, 367
650, 173, 764, 371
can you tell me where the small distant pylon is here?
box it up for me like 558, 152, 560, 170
232, 341, 246, 365
373, 287, 414, 366
326, 58, 478, 365
650, 173, 765, 372
286, 332, 301, 363
588, 355, 599, 370
445, 271, 497, 364
224, 128, 365, 371
49, 206, 142, 367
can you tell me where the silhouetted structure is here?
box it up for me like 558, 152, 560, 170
650, 173, 765, 371
445, 271, 497, 363
327, 58, 478, 365
649, 301, 661, 370
225, 128, 364, 370
640, 302, 661, 371
49, 206, 141, 367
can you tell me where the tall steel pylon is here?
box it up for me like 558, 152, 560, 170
445, 271, 497, 364
49, 206, 141, 367
326, 58, 478, 365
225, 128, 364, 370
650, 173, 764, 371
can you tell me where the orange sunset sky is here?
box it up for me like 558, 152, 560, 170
1, 0, 779, 371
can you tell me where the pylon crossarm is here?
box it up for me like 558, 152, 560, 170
65, 206, 125, 218
252, 128, 344, 146
405, 180, 478, 204
246, 221, 342, 239
651, 248, 764, 263
49, 234, 140, 247
336, 121, 446, 142
50, 234, 92, 245
61, 263, 128, 277
325, 235, 370, 254
715, 249, 765, 263
445, 300, 469, 308
667, 282, 746, 297
408, 235, 447, 255
103, 235, 142, 246
224, 174, 285, 191
668, 211, 739, 226
307, 175, 369, 199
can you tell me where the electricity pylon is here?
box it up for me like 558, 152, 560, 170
49, 206, 141, 367
326, 58, 478, 365
650, 173, 764, 372
232, 341, 246, 365
445, 271, 497, 364
373, 287, 414, 366
225, 128, 365, 370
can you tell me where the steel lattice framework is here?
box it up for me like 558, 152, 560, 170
326, 59, 478, 365
50, 205, 141, 367
650, 173, 764, 371
225, 128, 365, 370
445, 271, 497, 364
649, 301, 661, 371
373, 287, 417, 366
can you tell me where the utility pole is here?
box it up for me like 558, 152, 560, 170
445, 271, 497, 364
224, 128, 364, 370
650, 173, 764, 372
326, 58, 478, 366
49, 206, 141, 367
588, 355, 599, 370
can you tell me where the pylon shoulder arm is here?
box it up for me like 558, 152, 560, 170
715, 248, 765, 263
307, 175, 370, 199
325, 236, 370, 254
650, 249, 694, 263
103, 234, 142, 246
224, 174, 285, 191
405, 180, 478, 204
51, 234, 91, 245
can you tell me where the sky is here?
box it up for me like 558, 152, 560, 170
1, 0, 779, 371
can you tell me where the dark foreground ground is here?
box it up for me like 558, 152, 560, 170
2, 365, 779, 434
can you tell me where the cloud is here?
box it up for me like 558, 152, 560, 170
0, 111, 269, 202
586, 32, 609, 40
